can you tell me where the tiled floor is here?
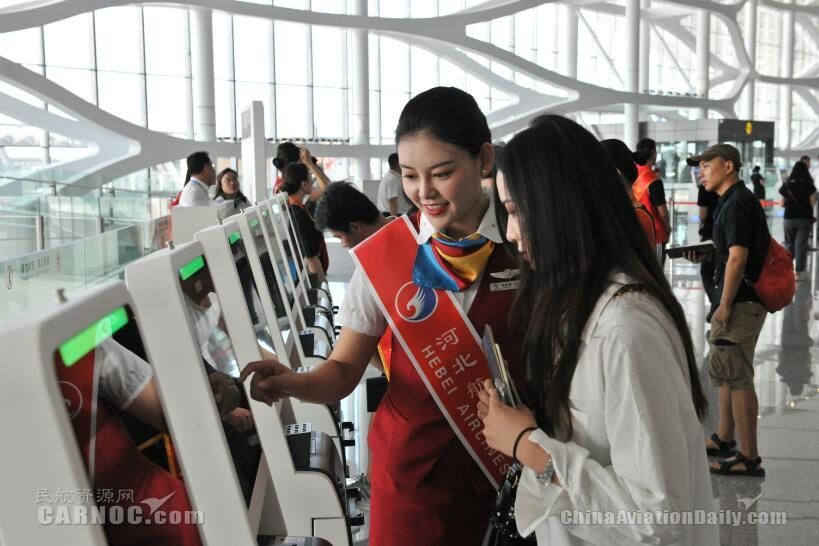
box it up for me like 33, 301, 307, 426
326, 197, 819, 545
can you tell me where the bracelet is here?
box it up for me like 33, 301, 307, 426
536, 457, 555, 485
512, 426, 538, 464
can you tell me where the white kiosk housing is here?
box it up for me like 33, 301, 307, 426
125, 241, 356, 545
0, 283, 312, 545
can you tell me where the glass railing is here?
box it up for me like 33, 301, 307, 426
0, 194, 172, 260
0, 215, 172, 318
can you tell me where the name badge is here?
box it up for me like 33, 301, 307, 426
489, 280, 520, 292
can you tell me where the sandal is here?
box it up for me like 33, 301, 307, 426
710, 452, 765, 477
706, 433, 737, 457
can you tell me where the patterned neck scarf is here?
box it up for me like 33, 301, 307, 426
413, 232, 494, 292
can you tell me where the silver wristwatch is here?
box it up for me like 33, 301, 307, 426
536, 458, 555, 485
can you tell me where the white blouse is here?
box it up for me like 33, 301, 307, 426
515, 274, 718, 546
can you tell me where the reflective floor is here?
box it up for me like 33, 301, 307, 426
327, 195, 819, 545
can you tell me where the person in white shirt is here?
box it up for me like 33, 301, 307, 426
376, 152, 406, 216
178, 150, 216, 207
478, 115, 717, 545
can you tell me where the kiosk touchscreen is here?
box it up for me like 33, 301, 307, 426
127, 241, 357, 545
0, 283, 251, 545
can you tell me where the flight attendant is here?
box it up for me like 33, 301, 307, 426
241, 87, 522, 545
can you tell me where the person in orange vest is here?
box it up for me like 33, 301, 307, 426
601, 139, 656, 250
634, 138, 672, 260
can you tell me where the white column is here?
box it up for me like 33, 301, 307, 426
241, 102, 268, 204
695, 9, 710, 119
624, 0, 640, 148
351, 0, 371, 186
638, 0, 651, 94
740, 0, 757, 119
779, 0, 794, 150
189, 7, 216, 141
560, 5, 578, 79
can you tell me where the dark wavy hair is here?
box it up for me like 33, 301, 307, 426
499, 115, 707, 438
314, 182, 381, 232
395, 87, 490, 157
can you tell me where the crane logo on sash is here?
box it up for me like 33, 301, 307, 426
394, 282, 438, 323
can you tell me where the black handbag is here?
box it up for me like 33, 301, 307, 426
489, 463, 536, 545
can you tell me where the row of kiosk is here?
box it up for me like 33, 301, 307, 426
0, 194, 365, 545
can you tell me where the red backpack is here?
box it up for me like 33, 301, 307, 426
749, 237, 795, 312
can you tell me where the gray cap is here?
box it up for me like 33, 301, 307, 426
686, 143, 742, 168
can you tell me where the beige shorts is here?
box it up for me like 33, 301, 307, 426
708, 302, 767, 390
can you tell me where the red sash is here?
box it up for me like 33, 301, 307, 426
352, 215, 512, 487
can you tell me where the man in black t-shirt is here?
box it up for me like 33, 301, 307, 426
686, 144, 769, 478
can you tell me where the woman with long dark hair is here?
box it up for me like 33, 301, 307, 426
779, 160, 817, 278
479, 116, 716, 545
241, 87, 520, 545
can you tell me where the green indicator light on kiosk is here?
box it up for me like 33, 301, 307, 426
179, 255, 205, 281
228, 231, 241, 245
262, 210, 269, 217
59, 306, 129, 368
250, 219, 260, 229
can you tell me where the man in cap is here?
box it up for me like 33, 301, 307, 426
686, 143, 769, 477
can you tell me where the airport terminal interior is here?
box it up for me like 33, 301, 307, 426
1, 0, 818, 545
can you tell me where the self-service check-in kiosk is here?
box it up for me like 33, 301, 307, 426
194, 212, 355, 464
279, 195, 335, 310
270, 194, 334, 308
0, 282, 329, 546
171, 201, 236, 244
125, 241, 360, 545
263, 197, 336, 341
256, 204, 334, 357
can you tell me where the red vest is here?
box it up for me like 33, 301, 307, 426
633, 164, 669, 244
634, 203, 657, 248
58, 350, 201, 546
366, 216, 522, 546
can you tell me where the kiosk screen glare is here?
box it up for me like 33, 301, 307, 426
53, 305, 202, 545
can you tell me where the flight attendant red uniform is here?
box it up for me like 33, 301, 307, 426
365, 213, 521, 546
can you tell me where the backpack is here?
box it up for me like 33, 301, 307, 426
748, 237, 795, 312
